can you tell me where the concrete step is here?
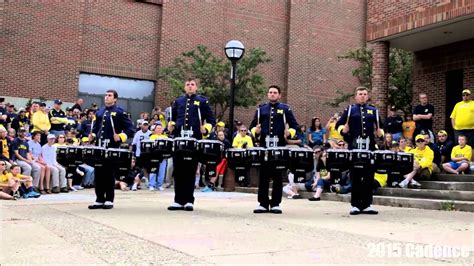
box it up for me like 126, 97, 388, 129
234, 186, 474, 212
432, 174, 474, 182
419, 181, 474, 191
374, 187, 474, 201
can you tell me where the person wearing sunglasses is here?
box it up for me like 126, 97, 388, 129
399, 134, 433, 188
232, 125, 254, 149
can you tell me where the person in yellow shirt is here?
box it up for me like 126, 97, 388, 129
148, 123, 168, 191
232, 125, 254, 148
325, 113, 343, 148
5, 164, 41, 198
31, 103, 51, 144
399, 137, 412, 153
0, 161, 16, 200
399, 134, 434, 188
442, 135, 472, 174
450, 89, 474, 150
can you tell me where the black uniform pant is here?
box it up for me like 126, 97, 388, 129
94, 159, 116, 203
173, 153, 199, 205
350, 165, 375, 210
257, 161, 283, 208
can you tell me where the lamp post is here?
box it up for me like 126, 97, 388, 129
224, 40, 245, 134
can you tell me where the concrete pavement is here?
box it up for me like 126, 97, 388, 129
1, 189, 473, 265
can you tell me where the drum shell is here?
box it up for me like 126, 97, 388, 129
288, 148, 314, 173
373, 151, 396, 174
155, 138, 174, 159
246, 147, 266, 167
56, 146, 68, 166
226, 149, 247, 170
106, 149, 132, 178
83, 146, 105, 166
173, 137, 197, 157
326, 149, 351, 172
140, 140, 155, 155
66, 146, 84, 166
198, 140, 224, 164
266, 147, 289, 169
350, 150, 373, 169
394, 152, 414, 175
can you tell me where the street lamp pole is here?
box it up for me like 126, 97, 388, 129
229, 61, 237, 135
224, 40, 245, 134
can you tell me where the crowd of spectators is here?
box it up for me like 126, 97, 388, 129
0, 88, 473, 201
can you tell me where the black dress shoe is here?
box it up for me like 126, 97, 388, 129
60, 187, 69, 193
168, 202, 185, 211
308, 197, 321, 201
253, 205, 269, 214
102, 204, 114, 209
88, 203, 104, 210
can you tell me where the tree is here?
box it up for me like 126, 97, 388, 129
325, 47, 413, 114
158, 45, 271, 121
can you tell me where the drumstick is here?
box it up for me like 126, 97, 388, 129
346, 105, 351, 125
376, 108, 380, 129
198, 107, 202, 126
257, 107, 260, 125
90, 120, 94, 135
110, 115, 116, 135
169, 108, 172, 123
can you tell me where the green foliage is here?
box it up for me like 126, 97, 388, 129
326, 47, 413, 114
158, 45, 270, 121
440, 200, 456, 211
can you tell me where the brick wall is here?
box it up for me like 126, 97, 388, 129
2, 1, 161, 102
413, 38, 474, 133
157, 1, 290, 125
3, 1, 364, 129
367, 0, 474, 41
287, 0, 366, 126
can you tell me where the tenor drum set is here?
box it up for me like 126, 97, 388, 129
56, 145, 133, 180
226, 146, 314, 184
326, 149, 414, 185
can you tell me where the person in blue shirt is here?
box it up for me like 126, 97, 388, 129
308, 117, 326, 148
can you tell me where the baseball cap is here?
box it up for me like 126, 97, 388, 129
54, 99, 63, 105
47, 134, 56, 139
39, 102, 46, 107
18, 108, 26, 113
462, 89, 471, 95
437, 130, 448, 136
217, 121, 225, 127
415, 134, 425, 142
142, 121, 149, 125
168, 121, 176, 126
389, 105, 396, 111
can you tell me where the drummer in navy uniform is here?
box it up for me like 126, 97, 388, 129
250, 85, 299, 214
88, 89, 135, 210
168, 78, 216, 211
336, 86, 384, 215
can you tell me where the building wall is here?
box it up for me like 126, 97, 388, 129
413, 38, 474, 133
2, 1, 161, 102
287, 0, 366, 126
3, 1, 365, 128
367, 0, 474, 41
